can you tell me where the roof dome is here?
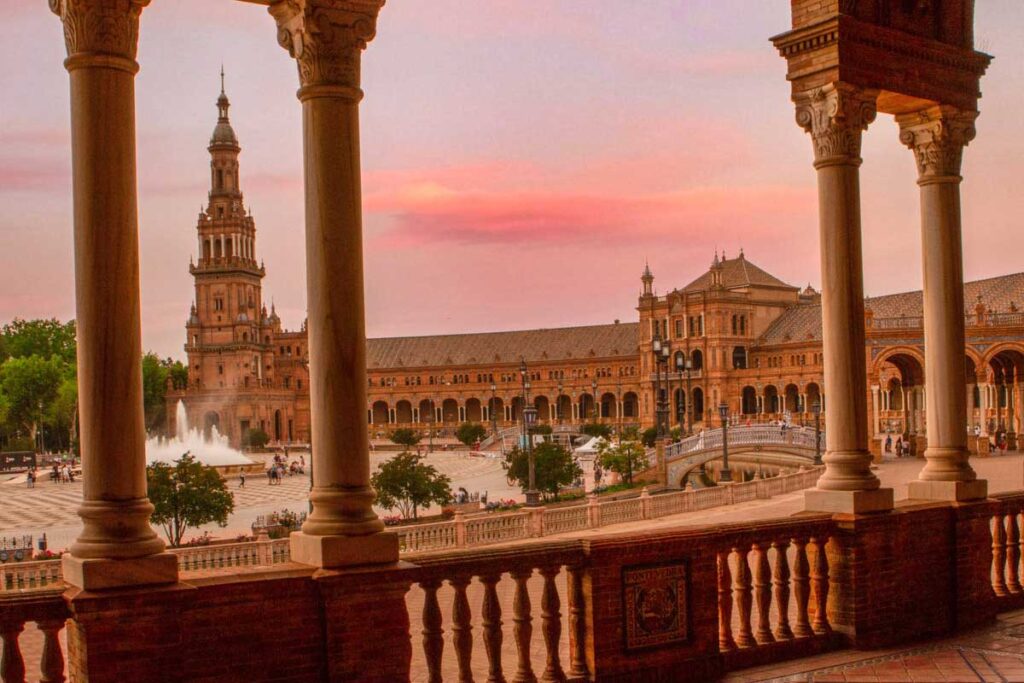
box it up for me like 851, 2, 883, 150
209, 70, 239, 147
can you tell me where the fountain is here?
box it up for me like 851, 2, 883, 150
146, 401, 256, 473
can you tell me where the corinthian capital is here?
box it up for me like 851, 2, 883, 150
898, 106, 977, 182
49, 0, 150, 64
794, 83, 878, 168
269, 0, 384, 94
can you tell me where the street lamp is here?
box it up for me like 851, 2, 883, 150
520, 359, 540, 507
719, 402, 733, 483
591, 379, 598, 421
490, 381, 498, 435
652, 336, 670, 438
557, 382, 564, 424
812, 400, 823, 465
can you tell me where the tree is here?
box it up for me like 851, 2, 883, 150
147, 453, 235, 547
641, 427, 658, 448
597, 439, 649, 485
504, 442, 582, 500
581, 422, 612, 439
1, 319, 76, 365
0, 355, 63, 440
371, 452, 452, 520
142, 353, 188, 435
243, 428, 270, 449
389, 428, 422, 449
455, 422, 487, 446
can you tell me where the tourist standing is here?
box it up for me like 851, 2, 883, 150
239, 471, 246, 488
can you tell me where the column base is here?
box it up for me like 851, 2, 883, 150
804, 487, 894, 514
907, 479, 988, 502
62, 552, 178, 591
289, 530, 399, 568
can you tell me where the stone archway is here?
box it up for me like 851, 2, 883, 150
764, 385, 779, 414
465, 397, 483, 422
600, 392, 616, 419
395, 400, 413, 424
622, 392, 639, 419
371, 401, 389, 426
741, 386, 757, 415
441, 398, 459, 424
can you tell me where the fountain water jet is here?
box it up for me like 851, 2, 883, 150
146, 401, 254, 468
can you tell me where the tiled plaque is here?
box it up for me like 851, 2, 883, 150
623, 561, 688, 651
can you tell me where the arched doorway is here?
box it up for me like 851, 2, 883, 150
465, 397, 482, 422
600, 392, 616, 419
877, 351, 925, 436
805, 383, 822, 412
533, 395, 550, 422
396, 400, 413, 424
441, 398, 459, 424
691, 387, 704, 423
489, 397, 504, 424
741, 386, 757, 415
691, 349, 704, 371
579, 393, 595, 421
622, 392, 639, 419
274, 409, 282, 441
764, 385, 779, 414
203, 411, 220, 439
371, 401, 389, 426
557, 394, 572, 422
988, 348, 1024, 436
511, 397, 524, 422
418, 399, 433, 424
784, 384, 800, 413
733, 346, 748, 370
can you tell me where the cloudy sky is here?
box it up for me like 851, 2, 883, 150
2, 1, 1022, 359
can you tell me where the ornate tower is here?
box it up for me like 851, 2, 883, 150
186, 73, 269, 393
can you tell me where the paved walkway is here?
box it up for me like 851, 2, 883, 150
725, 609, 1024, 682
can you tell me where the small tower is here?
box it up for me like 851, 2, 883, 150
641, 262, 654, 298
710, 250, 724, 288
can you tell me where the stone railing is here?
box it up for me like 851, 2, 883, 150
0, 536, 292, 593
0, 589, 69, 683
401, 513, 837, 681
395, 467, 823, 554
664, 424, 821, 460
990, 492, 1024, 610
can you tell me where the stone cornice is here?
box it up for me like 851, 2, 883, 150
897, 105, 977, 182
49, 0, 150, 68
794, 83, 878, 168
268, 0, 384, 94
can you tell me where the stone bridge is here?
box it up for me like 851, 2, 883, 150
663, 424, 822, 488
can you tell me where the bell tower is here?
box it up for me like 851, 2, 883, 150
186, 71, 269, 392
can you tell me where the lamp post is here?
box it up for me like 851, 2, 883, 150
591, 379, 598, 421
719, 402, 733, 483
557, 382, 564, 424
490, 381, 498, 436
812, 400, 823, 465
520, 359, 540, 507
652, 336, 670, 438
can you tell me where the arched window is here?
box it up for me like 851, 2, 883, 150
216, 169, 224, 189
732, 346, 747, 370
691, 349, 703, 371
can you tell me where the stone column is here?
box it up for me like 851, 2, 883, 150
899, 106, 984, 499
794, 83, 893, 513
50, 0, 176, 590
870, 385, 880, 438
269, 0, 396, 567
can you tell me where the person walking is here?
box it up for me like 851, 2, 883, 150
26, 469, 35, 489
239, 471, 246, 488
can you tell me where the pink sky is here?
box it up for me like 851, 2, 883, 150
2, 1, 1023, 359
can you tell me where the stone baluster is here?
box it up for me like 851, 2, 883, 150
717, 551, 736, 651
899, 106, 986, 501
49, 0, 176, 590
0, 622, 25, 683
38, 620, 66, 683
731, 545, 755, 648
772, 540, 794, 641
268, 0, 398, 567
480, 573, 506, 683
791, 537, 813, 638
566, 566, 589, 682
810, 536, 831, 634
752, 542, 775, 644
539, 567, 565, 683
511, 569, 536, 683
794, 83, 893, 514
1008, 513, 1022, 594
451, 576, 475, 683
993, 513, 1008, 596
420, 580, 444, 683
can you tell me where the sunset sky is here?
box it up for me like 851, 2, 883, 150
2, 1, 1022, 359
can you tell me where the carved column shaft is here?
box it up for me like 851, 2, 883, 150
50, 0, 168, 572
795, 83, 891, 513
269, 0, 397, 564
899, 105, 986, 499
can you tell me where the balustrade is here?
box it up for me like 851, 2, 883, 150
991, 495, 1024, 604
0, 592, 68, 683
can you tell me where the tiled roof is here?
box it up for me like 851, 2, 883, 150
757, 272, 1024, 345
682, 254, 796, 292
366, 323, 639, 369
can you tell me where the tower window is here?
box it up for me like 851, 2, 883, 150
216, 169, 224, 189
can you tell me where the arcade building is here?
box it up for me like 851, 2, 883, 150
169, 83, 1024, 458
